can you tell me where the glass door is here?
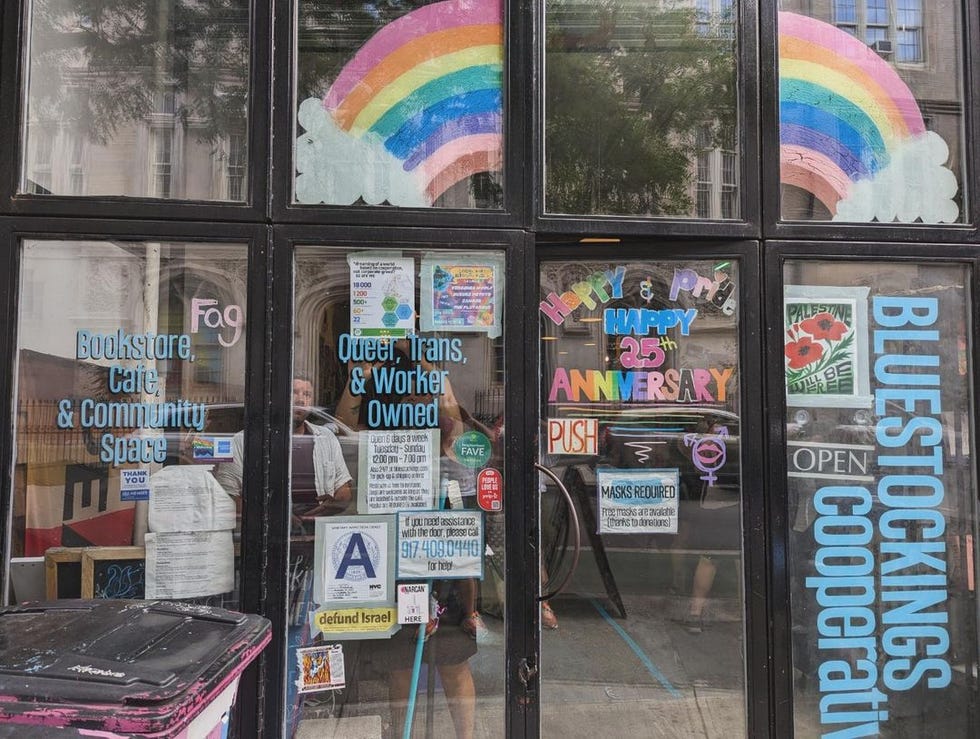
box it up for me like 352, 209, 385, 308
285, 245, 509, 738
537, 257, 747, 736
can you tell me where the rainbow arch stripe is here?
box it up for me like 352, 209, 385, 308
778, 12, 926, 215
324, 0, 503, 205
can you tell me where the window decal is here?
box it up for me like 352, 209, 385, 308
778, 11, 958, 222
295, 0, 503, 206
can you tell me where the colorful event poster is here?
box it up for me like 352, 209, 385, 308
396, 510, 484, 580
596, 468, 680, 534
347, 254, 415, 338
784, 285, 871, 408
296, 645, 346, 693
357, 430, 439, 514
420, 254, 504, 338
313, 516, 394, 605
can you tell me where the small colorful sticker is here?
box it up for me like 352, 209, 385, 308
477, 468, 503, 512
452, 430, 492, 469
192, 437, 234, 461
296, 644, 345, 693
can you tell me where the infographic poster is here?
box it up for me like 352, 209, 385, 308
348, 254, 415, 338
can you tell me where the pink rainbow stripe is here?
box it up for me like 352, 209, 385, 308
780, 144, 852, 215
779, 12, 925, 136
422, 134, 502, 201
325, 0, 502, 110
421, 133, 501, 182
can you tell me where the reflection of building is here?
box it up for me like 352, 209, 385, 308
21, 0, 249, 200
24, 99, 247, 200
780, 0, 963, 218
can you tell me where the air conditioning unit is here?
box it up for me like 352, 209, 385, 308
871, 39, 894, 55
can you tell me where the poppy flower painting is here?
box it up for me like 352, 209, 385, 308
784, 302, 857, 397
785, 335, 824, 369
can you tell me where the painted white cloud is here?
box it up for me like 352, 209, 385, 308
294, 97, 428, 207
834, 131, 959, 224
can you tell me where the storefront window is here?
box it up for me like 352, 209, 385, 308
286, 247, 506, 736
7, 241, 248, 608
783, 261, 980, 734
538, 259, 746, 734
294, 1, 505, 209
544, 0, 739, 218
20, 0, 251, 201
777, 2, 966, 223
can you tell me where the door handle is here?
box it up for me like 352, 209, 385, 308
534, 463, 582, 602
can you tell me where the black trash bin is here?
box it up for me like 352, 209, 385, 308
0, 600, 270, 738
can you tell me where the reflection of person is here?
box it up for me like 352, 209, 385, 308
214, 375, 352, 737
337, 342, 479, 739
214, 377, 352, 519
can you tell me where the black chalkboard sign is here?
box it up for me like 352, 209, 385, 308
44, 548, 83, 599
82, 547, 146, 599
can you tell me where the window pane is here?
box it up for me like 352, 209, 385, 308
866, 0, 888, 26
20, 0, 251, 201
778, 3, 965, 222
287, 247, 507, 736
897, 29, 923, 63
294, 1, 504, 209
833, 0, 857, 24
783, 260, 980, 735
9, 241, 249, 609
538, 259, 745, 736
544, 0, 740, 218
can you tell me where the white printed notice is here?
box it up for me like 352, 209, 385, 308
359, 429, 438, 514
397, 510, 484, 580
347, 254, 415, 338
316, 520, 390, 603
397, 583, 430, 625
144, 530, 234, 598
596, 468, 680, 534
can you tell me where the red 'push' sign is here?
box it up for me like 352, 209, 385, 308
547, 418, 598, 455
477, 468, 503, 512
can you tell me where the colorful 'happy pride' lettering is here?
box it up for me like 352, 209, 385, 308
539, 266, 626, 325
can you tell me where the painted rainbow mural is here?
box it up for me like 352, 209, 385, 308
320, 0, 503, 205
779, 11, 928, 217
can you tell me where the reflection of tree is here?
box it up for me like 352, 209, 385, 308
29, 0, 249, 145
297, 0, 421, 97
546, 0, 736, 216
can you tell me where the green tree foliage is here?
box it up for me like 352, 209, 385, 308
546, 0, 737, 216
27, 0, 249, 145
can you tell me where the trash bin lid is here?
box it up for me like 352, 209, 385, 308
0, 600, 270, 708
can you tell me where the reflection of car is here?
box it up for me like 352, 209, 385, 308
598, 405, 741, 498
165, 404, 360, 490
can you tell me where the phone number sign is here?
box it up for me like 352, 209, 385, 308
396, 510, 484, 580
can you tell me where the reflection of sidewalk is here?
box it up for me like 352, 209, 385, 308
538, 593, 746, 738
